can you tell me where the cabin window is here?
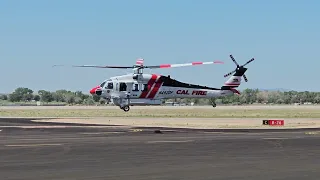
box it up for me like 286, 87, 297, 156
142, 84, 148, 91
119, 82, 127, 91
132, 84, 139, 91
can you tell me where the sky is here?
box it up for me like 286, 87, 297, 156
1, 0, 320, 93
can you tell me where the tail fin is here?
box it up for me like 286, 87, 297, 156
220, 54, 255, 93
221, 67, 247, 90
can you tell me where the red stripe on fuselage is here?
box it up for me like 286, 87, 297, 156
147, 78, 163, 98
139, 74, 157, 98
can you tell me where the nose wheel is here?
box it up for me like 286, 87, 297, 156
121, 105, 130, 112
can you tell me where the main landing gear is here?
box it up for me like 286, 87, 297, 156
209, 98, 216, 108
118, 94, 131, 112
120, 105, 130, 112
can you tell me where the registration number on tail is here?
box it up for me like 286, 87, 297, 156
159, 90, 173, 95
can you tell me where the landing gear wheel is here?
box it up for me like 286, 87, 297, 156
212, 103, 216, 107
122, 105, 130, 112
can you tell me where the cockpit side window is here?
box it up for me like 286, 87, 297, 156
107, 82, 113, 89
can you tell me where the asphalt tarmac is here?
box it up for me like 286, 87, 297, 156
1, 118, 319, 180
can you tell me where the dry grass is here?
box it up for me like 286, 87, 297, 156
1, 105, 320, 118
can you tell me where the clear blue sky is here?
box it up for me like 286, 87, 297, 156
1, 0, 319, 93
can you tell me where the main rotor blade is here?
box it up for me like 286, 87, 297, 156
242, 58, 254, 67
72, 65, 133, 69
230, 55, 239, 66
144, 60, 224, 69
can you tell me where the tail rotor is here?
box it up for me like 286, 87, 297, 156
229, 54, 240, 67
223, 54, 255, 82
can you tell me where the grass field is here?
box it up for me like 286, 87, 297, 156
1, 105, 320, 118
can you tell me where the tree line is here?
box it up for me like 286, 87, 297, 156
0, 87, 101, 105
1, 87, 320, 106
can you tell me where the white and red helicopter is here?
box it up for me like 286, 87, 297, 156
69, 55, 255, 112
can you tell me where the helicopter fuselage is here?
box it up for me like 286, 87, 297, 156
55, 54, 254, 112
90, 73, 236, 108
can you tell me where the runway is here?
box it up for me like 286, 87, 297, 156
1, 118, 320, 180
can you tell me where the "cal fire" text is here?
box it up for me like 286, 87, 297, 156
176, 90, 207, 96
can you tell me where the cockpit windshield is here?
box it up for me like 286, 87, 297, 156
100, 81, 106, 88
99, 80, 113, 89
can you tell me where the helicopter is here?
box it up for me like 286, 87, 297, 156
68, 54, 255, 112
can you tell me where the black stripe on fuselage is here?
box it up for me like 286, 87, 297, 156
159, 75, 221, 90
221, 85, 239, 90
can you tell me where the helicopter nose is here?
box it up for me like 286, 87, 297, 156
89, 88, 95, 94
90, 86, 100, 94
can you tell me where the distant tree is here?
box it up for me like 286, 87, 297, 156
33, 95, 41, 101
38, 90, 54, 102
92, 94, 100, 102
276, 98, 284, 104
52, 90, 66, 102
74, 97, 83, 104
83, 98, 95, 105
267, 91, 281, 104
193, 98, 200, 105
6, 86, 320, 106
0, 95, 7, 100
314, 95, 320, 104
183, 98, 192, 105
8, 87, 34, 102
8, 93, 19, 102
65, 95, 75, 104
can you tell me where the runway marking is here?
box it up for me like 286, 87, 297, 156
203, 132, 224, 134
146, 140, 194, 144
5, 143, 62, 147
305, 131, 320, 135
79, 132, 125, 135
5, 136, 120, 142
262, 137, 289, 140
131, 129, 143, 132
10, 138, 50, 141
